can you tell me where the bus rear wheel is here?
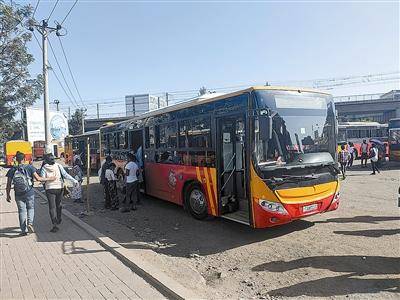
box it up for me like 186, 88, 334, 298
186, 184, 208, 220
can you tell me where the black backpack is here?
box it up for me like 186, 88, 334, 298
100, 162, 109, 185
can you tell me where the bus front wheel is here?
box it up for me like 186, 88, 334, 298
186, 184, 208, 220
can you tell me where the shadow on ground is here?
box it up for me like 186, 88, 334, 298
63, 182, 315, 258
253, 255, 400, 297
314, 215, 400, 224
334, 228, 400, 238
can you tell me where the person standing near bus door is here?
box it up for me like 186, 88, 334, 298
5, 152, 55, 235
99, 155, 113, 209
370, 143, 380, 175
105, 163, 119, 210
360, 139, 369, 167
338, 144, 349, 179
347, 142, 354, 168
125, 153, 139, 211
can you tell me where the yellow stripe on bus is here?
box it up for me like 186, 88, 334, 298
204, 167, 216, 216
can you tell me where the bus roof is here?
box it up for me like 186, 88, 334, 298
102, 86, 331, 130
338, 121, 388, 128
66, 130, 99, 139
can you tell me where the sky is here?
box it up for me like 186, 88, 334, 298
19, 0, 400, 118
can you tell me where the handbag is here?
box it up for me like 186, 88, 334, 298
63, 185, 71, 198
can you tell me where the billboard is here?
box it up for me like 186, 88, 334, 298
26, 108, 69, 143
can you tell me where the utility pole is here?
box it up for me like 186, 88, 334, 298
68, 107, 71, 119
166, 92, 169, 106
96, 104, 99, 119
54, 99, 60, 111
29, 20, 61, 154
81, 108, 87, 134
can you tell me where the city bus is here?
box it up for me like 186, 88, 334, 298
33, 140, 46, 160
100, 86, 340, 228
64, 130, 101, 171
4, 140, 32, 166
388, 118, 400, 161
338, 122, 388, 158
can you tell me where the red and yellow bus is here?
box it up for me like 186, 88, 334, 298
65, 130, 101, 171
99, 86, 340, 228
33, 140, 46, 160
389, 118, 400, 161
4, 140, 32, 166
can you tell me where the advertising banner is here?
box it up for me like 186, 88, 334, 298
26, 108, 69, 143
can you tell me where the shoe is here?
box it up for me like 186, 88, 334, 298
370, 173, 376, 175
27, 224, 34, 234
50, 226, 59, 233
110, 207, 118, 211
19, 232, 28, 236
56, 219, 62, 225
119, 207, 130, 213
131, 206, 137, 211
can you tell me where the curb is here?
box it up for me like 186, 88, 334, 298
34, 190, 199, 300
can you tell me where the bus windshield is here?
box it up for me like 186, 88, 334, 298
254, 90, 337, 170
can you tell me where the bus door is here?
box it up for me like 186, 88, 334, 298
129, 129, 145, 192
217, 114, 249, 225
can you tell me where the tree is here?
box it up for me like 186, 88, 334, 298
0, 1, 43, 143
199, 86, 207, 95
68, 109, 85, 135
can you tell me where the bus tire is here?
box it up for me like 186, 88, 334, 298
185, 183, 208, 220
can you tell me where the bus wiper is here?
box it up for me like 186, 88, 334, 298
264, 174, 317, 186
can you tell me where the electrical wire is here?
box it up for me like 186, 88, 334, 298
60, 0, 78, 25
32, 0, 41, 18
57, 36, 86, 108
47, 0, 59, 22
47, 37, 81, 108
32, 32, 78, 109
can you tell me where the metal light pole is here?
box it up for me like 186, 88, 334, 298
54, 99, 60, 111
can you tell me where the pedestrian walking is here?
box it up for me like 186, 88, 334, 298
105, 163, 119, 210
370, 143, 380, 175
71, 164, 83, 203
338, 144, 349, 179
360, 139, 369, 167
99, 155, 113, 209
347, 142, 354, 168
125, 153, 139, 211
40, 154, 78, 232
5, 152, 55, 235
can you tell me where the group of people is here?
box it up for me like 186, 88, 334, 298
98, 152, 140, 213
338, 139, 381, 179
5, 152, 79, 235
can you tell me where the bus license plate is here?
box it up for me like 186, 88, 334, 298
303, 203, 318, 213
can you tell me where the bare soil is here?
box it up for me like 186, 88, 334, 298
62, 162, 400, 299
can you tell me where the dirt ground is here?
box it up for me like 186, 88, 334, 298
61, 161, 400, 299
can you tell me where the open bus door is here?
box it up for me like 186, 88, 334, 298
217, 113, 250, 225
128, 129, 145, 192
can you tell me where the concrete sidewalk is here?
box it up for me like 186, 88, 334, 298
0, 193, 164, 299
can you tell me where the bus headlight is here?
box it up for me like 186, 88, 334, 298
258, 199, 288, 215
332, 192, 340, 203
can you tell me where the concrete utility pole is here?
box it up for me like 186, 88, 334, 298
29, 20, 61, 154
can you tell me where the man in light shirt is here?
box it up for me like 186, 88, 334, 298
125, 153, 139, 211
360, 139, 369, 167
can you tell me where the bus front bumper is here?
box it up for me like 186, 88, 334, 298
254, 192, 340, 228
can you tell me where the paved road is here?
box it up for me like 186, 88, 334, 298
0, 184, 164, 299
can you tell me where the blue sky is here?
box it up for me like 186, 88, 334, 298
22, 0, 399, 117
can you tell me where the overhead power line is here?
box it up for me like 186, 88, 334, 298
32, 32, 78, 109
60, 0, 78, 25
47, 0, 59, 22
47, 37, 81, 108
32, 0, 41, 18
57, 36, 86, 108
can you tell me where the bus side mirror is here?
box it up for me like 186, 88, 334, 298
259, 115, 273, 141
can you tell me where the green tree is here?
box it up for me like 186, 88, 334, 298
0, 1, 43, 143
68, 109, 85, 135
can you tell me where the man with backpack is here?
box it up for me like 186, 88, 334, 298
338, 144, 350, 179
5, 152, 55, 236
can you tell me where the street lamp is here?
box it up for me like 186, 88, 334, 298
54, 99, 60, 111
